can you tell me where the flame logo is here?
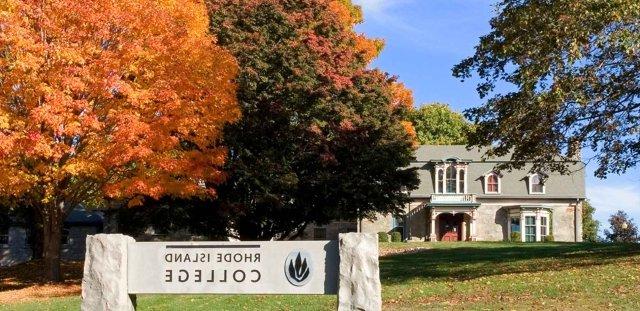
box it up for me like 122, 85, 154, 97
284, 251, 312, 286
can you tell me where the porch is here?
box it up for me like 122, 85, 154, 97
427, 194, 479, 242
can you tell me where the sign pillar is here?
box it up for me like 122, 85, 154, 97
338, 233, 382, 311
81, 234, 136, 311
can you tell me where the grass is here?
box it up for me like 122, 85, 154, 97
2, 242, 640, 310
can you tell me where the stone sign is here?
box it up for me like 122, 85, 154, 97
81, 233, 381, 311
127, 241, 338, 294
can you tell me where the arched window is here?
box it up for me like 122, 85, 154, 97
529, 174, 545, 194
437, 169, 444, 193
458, 169, 465, 193
446, 165, 456, 193
487, 174, 499, 193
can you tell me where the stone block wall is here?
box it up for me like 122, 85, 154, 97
361, 215, 392, 237
553, 203, 580, 242
474, 204, 509, 241
301, 221, 358, 240
474, 201, 578, 242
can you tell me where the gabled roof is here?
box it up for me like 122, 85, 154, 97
409, 145, 586, 198
414, 145, 512, 162
414, 145, 581, 163
65, 207, 103, 226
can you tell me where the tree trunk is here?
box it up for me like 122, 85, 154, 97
42, 203, 64, 282
30, 206, 44, 259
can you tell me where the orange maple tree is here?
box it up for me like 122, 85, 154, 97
0, 0, 239, 281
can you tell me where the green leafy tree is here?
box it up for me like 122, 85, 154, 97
582, 200, 600, 242
409, 103, 472, 145
604, 210, 639, 243
206, 0, 419, 240
453, 0, 640, 177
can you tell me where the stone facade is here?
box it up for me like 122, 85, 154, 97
313, 145, 585, 243
302, 221, 358, 241
359, 200, 583, 243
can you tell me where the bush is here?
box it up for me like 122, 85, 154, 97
510, 231, 521, 242
391, 231, 402, 242
377, 232, 389, 243
543, 235, 555, 242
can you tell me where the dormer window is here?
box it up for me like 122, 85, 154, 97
485, 172, 500, 194
434, 161, 467, 194
529, 173, 545, 194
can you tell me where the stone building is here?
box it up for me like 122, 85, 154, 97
308, 145, 585, 242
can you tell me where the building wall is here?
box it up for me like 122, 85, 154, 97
474, 204, 508, 241
359, 200, 429, 241
0, 227, 32, 267
357, 199, 580, 242
61, 226, 98, 261
301, 221, 357, 240
1, 225, 99, 266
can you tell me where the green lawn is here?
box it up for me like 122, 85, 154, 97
3, 242, 640, 310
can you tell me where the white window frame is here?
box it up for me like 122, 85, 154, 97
528, 173, 546, 194
458, 168, 467, 194
508, 209, 550, 242
484, 172, 501, 194
524, 216, 536, 242
435, 162, 467, 194
540, 216, 548, 238
435, 167, 444, 194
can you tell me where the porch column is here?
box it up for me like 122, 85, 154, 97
520, 212, 526, 242
429, 210, 437, 241
461, 219, 467, 241
470, 210, 478, 241
535, 209, 541, 242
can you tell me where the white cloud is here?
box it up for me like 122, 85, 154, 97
352, 0, 422, 42
587, 183, 640, 230
352, 0, 396, 13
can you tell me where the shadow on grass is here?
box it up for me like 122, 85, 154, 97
0, 260, 82, 291
380, 242, 640, 285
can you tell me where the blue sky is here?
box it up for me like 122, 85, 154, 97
352, 0, 640, 234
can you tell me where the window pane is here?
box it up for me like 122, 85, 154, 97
437, 170, 444, 193
532, 184, 543, 193
458, 169, 465, 193
446, 166, 456, 193
531, 174, 543, 193
313, 228, 327, 240
510, 217, 520, 233
525, 216, 536, 242
525, 216, 536, 225
487, 174, 499, 193
531, 174, 540, 184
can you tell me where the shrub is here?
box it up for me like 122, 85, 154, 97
543, 235, 555, 242
391, 231, 402, 242
510, 231, 521, 242
378, 232, 389, 243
